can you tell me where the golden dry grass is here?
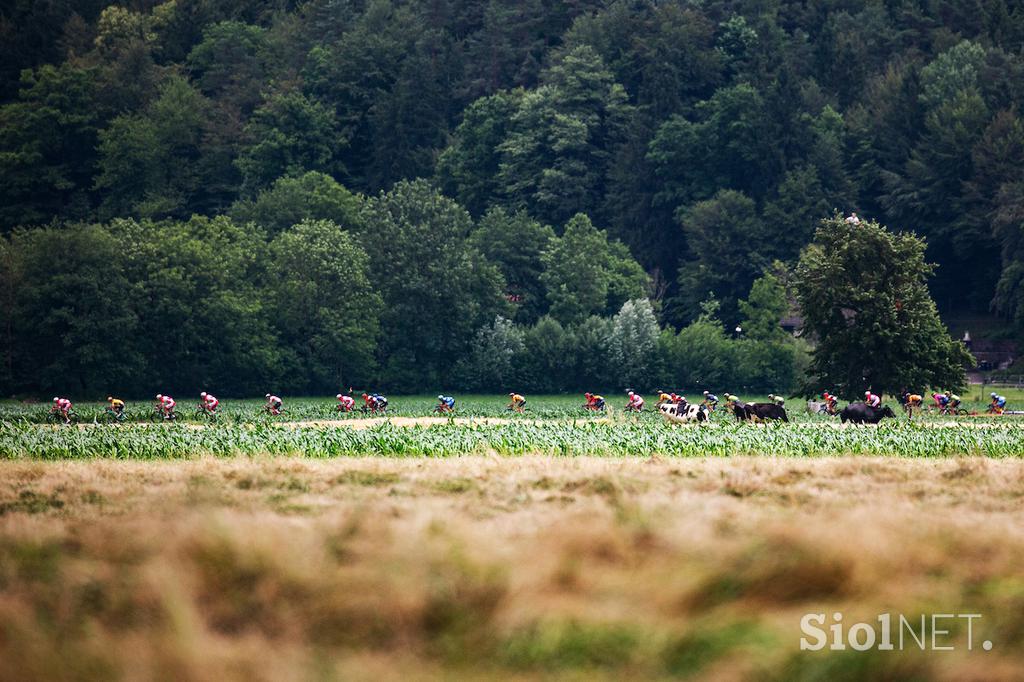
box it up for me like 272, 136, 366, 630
1, 455, 1024, 681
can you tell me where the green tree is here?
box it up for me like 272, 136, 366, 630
452, 316, 525, 391
498, 46, 632, 226
672, 189, 770, 325
359, 180, 506, 388
468, 207, 554, 323
738, 271, 788, 341
437, 90, 524, 216
607, 299, 659, 388
540, 213, 647, 325
3, 223, 141, 394
648, 84, 779, 209
520, 316, 574, 392
573, 315, 613, 388
230, 171, 364, 235
125, 215, 283, 394
268, 220, 381, 392
659, 299, 738, 390
236, 91, 343, 195
0, 64, 103, 227
95, 76, 220, 219
186, 21, 269, 114
794, 217, 973, 398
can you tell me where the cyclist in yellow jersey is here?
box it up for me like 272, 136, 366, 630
508, 392, 526, 413
106, 396, 125, 418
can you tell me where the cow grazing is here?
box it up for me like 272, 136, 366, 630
729, 401, 788, 422
659, 402, 710, 424
840, 402, 896, 424
746, 402, 789, 422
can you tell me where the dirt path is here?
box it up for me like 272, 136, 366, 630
283, 416, 613, 429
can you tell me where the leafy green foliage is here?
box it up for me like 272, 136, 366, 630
230, 171, 364, 236
268, 220, 381, 392
359, 180, 506, 389
236, 91, 343, 195
541, 214, 647, 325
795, 217, 974, 398
3, 0, 1021, 396
469, 208, 554, 324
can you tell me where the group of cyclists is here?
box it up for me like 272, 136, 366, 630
43, 386, 1017, 424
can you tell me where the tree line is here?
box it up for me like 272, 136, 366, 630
0, 0, 997, 395
1, 176, 809, 396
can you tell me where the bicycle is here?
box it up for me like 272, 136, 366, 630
360, 399, 388, 415
46, 409, 75, 425
151, 405, 177, 422
102, 407, 127, 423
434, 404, 455, 415
194, 403, 219, 422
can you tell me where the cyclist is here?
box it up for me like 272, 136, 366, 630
265, 393, 283, 416
767, 393, 785, 407
106, 396, 126, 419
51, 397, 73, 424
655, 390, 673, 406
508, 392, 526, 413
822, 392, 838, 414
932, 392, 949, 412
337, 393, 355, 412
944, 391, 961, 413
864, 390, 881, 409
990, 392, 1007, 415
155, 394, 176, 420
584, 392, 605, 411
200, 391, 219, 415
626, 390, 645, 412
371, 393, 388, 412
901, 391, 923, 418
437, 395, 456, 414
701, 391, 719, 411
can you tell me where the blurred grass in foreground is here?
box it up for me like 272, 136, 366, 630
0, 456, 1022, 680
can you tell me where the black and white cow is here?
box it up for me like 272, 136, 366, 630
659, 401, 710, 424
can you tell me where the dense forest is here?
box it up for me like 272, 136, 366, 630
1, 0, 1020, 396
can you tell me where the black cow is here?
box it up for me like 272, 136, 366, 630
731, 402, 788, 422
840, 402, 896, 424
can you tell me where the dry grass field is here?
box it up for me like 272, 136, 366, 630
2, 455, 1024, 681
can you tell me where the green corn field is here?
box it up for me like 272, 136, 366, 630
3, 419, 1024, 460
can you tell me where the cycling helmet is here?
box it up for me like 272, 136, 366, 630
703, 390, 709, 396
53, 397, 59, 402
991, 392, 998, 398
509, 392, 515, 397
156, 394, 163, 400
201, 391, 207, 398
265, 393, 271, 399
336, 394, 342, 399
438, 395, 444, 400
865, 391, 871, 396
